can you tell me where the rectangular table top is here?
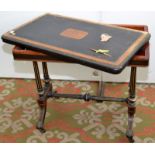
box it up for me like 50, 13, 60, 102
1, 13, 151, 74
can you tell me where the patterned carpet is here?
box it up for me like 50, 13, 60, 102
0, 78, 155, 143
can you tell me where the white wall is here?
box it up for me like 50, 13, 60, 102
0, 11, 154, 83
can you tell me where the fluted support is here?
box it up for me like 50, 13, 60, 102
33, 61, 47, 133
126, 67, 137, 142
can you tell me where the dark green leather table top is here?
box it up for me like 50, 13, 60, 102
1, 13, 150, 74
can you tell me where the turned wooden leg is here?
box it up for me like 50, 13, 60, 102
97, 72, 104, 103
37, 99, 47, 133
98, 72, 104, 97
126, 67, 137, 143
42, 62, 50, 86
33, 61, 47, 133
42, 62, 53, 96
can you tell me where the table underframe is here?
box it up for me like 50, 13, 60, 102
33, 61, 136, 143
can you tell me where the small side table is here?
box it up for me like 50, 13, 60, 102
12, 24, 149, 142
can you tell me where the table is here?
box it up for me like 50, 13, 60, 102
1, 14, 150, 142
2, 14, 150, 74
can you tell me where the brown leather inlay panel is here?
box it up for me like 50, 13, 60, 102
60, 28, 88, 40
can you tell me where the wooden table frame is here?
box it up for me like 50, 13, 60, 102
12, 24, 149, 143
